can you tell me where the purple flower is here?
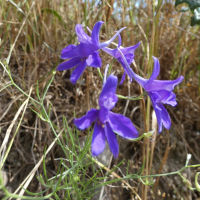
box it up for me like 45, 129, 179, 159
56, 21, 126, 84
129, 56, 184, 133
73, 69, 138, 158
102, 34, 140, 84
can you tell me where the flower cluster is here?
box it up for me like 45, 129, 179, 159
57, 21, 125, 84
57, 21, 183, 157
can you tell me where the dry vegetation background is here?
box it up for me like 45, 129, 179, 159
0, 0, 200, 199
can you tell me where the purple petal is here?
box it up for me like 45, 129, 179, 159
77, 43, 94, 57
99, 27, 127, 48
100, 75, 118, 96
109, 46, 146, 87
115, 42, 140, 64
70, 60, 87, 84
105, 123, 119, 158
144, 76, 184, 92
61, 44, 80, 59
102, 47, 117, 57
108, 112, 138, 139
145, 56, 160, 86
153, 103, 171, 133
99, 92, 118, 110
73, 109, 99, 130
119, 71, 126, 85
91, 21, 104, 48
148, 90, 177, 107
99, 107, 109, 124
91, 122, 106, 156
151, 98, 163, 132
148, 91, 162, 104
111, 47, 146, 86
86, 51, 102, 67
102, 47, 134, 82
117, 33, 122, 48
160, 104, 171, 130
117, 48, 146, 86
150, 94, 171, 133
75, 24, 91, 44
118, 53, 134, 65
158, 90, 177, 106
121, 41, 140, 54
56, 57, 81, 71
129, 68, 147, 87
99, 75, 118, 109
118, 60, 133, 82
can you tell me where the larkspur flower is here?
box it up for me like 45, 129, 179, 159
73, 66, 138, 158
102, 34, 140, 84
56, 21, 126, 84
124, 56, 183, 133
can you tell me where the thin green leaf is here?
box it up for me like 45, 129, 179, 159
36, 80, 41, 101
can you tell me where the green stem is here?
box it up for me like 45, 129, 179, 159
97, 68, 103, 80
117, 92, 146, 101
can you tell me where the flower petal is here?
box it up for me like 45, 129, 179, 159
99, 75, 118, 109
150, 94, 171, 133
61, 44, 80, 59
91, 21, 104, 48
105, 123, 119, 158
117, 33, 122, 48
56, 57, 81, 71
153, 103, 171, 133
160, 104, 171, 130
116, 48, 146, 86
118, 60, 133, 82
75, 24, 91, 44
148, 91, 162, 105
145, 56, 160, 86
73, 109, 99, 130
119, 71, 126, 85
77, 43, 94, 57
91, 122, 106, 156
158, 90, 177, 106
152, 102, 163, 132
103, 47, 135, 82
144, 76, 184, 92
99, 107, 109, 124
99, 92, 118, 110
108, 112, 138, 139
86, 51, 102, 67
115, 42, 140, 64
100, 27, 127, 48
102, 47, 117, 57
70, 60, 87, 84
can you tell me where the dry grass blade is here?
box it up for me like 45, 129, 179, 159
7, 2, 36, 62
0, 98, 27, 157
9, 130, 63, 200
0, 87, 33, 170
